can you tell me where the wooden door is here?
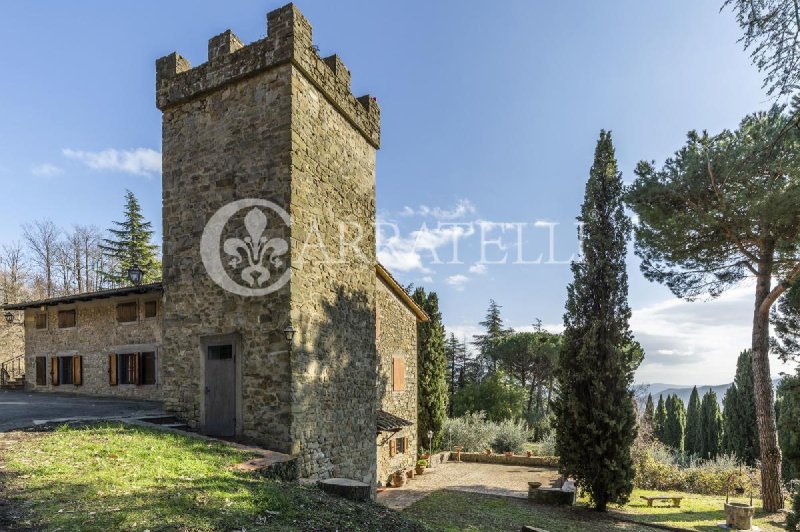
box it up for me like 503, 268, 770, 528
204, 343, 235, 437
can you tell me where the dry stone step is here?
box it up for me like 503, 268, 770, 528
318, 478, 371, 501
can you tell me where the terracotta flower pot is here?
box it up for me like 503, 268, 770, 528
526, 451, 533, 458
504, 451, 514, 457
392, 472, 405, 487
485, 448, 492, 456
415, 465, 425, 475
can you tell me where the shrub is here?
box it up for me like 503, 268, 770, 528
536, 432, 557, 456
443, 412, 495, 452
788, 480, 800, 531
491, 419, 530, 453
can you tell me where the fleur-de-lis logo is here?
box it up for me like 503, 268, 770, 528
200, 199, 292, 296
224, 208, 288, 287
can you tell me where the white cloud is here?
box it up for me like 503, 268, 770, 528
631, 282, 794, 385
468, 262, 487, 275
62, 147, 161, 176
445, 274, 469, 290
422, 276, 434, 283
401, 199, 476, 220
376, 221, 475, 272
31, 163, 63, 177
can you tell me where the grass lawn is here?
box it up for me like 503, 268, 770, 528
405, 490, 657, 531
0, 422, 425, 531
607, 488, 788, 531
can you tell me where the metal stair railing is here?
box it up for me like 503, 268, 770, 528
0, 354, 24, 386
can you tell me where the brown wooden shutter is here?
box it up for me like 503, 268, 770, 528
404, 437, 410, 454
51, 356, 59, 386
109, 354, 117, 386
393, 357, 405, 391
133, 353, 141, 385
35, 357, 47, 385
389, 438, 396, 457
72, 355, 82, 386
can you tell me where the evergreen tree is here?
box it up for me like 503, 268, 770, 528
663, 395, 686, 452
411, 288, 448, 451
722, 383, 739, 455
644, 393, 655, 428
685, 386, 702, 457
699, 390, 723, 460
554, 130, 640, 511
444, 333, 468, 416
654, 394, 667, 443
776, 373, 800, 482
724, 350, 760, 465
472, 299, 512, 374
100, 190, 160, 285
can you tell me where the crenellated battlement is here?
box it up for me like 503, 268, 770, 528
155, 3, 380, 148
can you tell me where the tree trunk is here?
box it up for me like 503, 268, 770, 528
752, 269, 784, 512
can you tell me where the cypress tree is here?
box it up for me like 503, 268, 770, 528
100, 190, 160, 285
644, 394, 655, 428
732, 350, 760, 464
664, 395, 686, 452
776, 373, 800, 482
699, 390, 723, 460
654, 394, 667, 443
554, 130, 639, 511
685, 386, 702, 456
722, 384, 739, 455
411, 288, 448, 451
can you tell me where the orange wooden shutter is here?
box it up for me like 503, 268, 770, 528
109, 355, 117, 386
393, 357, 405, 391
389, 439, 396, 457
73, 356, 82, 386
404, 437, 410, 454
50, 357, 59, 386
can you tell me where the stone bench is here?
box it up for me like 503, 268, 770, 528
640, 495, 683, 508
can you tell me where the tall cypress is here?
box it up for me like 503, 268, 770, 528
699, 390, 723, 460
100, 190, 160, 285
732, 350, 760, 464
554, 130, 639, 511
411, 288, 448, 451
664, 395, 686, 452
654, 394, 667, 443
685, 386, 702, 456
644, 394, 655, 429
722, 384, 739, 455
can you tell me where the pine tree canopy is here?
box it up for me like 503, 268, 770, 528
100, 190, 160, 285
554, 130, 640, 511
411, 287, 448, 451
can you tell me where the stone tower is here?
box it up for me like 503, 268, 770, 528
156, 3, 380, 484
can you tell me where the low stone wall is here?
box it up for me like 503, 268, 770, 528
450, 452, 559, 468
425, 451, 451, 467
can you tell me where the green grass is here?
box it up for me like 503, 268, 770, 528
405, 490, 657, 531
606, 488, 787, 531
0, 422, 425, 531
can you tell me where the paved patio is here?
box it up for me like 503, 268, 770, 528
376, 461, 561, 510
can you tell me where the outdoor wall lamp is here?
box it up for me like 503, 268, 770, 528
127, 264, 144, 286
283, 323, 296, 342
3, 311, 13, 324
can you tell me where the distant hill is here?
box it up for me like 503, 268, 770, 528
639, 379, 782, 409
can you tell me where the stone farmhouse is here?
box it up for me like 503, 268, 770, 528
1, 3, 428, 490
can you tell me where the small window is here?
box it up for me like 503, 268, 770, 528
116, 302, 138, 323
58, 310, 76, 329
208, 344, 233, 360
110, 352, 156, 386
35, 313, 47, 330
35, 356, 47, 385
396, 436, 407, 454
143, 300, 157, 319
117, 353, 139, 385
392, 357, 405, 391
58, 356, 74, 385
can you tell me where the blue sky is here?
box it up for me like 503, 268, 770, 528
0, 0, 793, 385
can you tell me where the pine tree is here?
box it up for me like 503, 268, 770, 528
664, 395, 686, 452
699, 390, 723, 460
472, 299, 512, 374
554, 130, 639, 511
100, 190, 160, 285
411, 288, 448, 451
685, 386, 702, 456
654, 394, 667, 443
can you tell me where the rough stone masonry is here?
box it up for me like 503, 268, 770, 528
156, 3, 382, 485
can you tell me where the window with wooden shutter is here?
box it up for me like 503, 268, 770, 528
389, 438, 396, 457
396, 436, 406, 454
143, 300, 157, 319
116, 302, 138, 323
58, 309, 76, 329
35, 313, 47, 330
109, 354, 118, 386
51, 356, 59, 386
72, 355, 82, 386
392, 357, 405, 391
58, 357, 74, 385
35, 357, 47, 385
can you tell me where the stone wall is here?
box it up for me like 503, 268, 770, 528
0, 316, 24, 369
375, 277, 418, 487
21, 296, 162, 399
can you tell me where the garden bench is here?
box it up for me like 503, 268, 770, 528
640, 495, 683, 508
